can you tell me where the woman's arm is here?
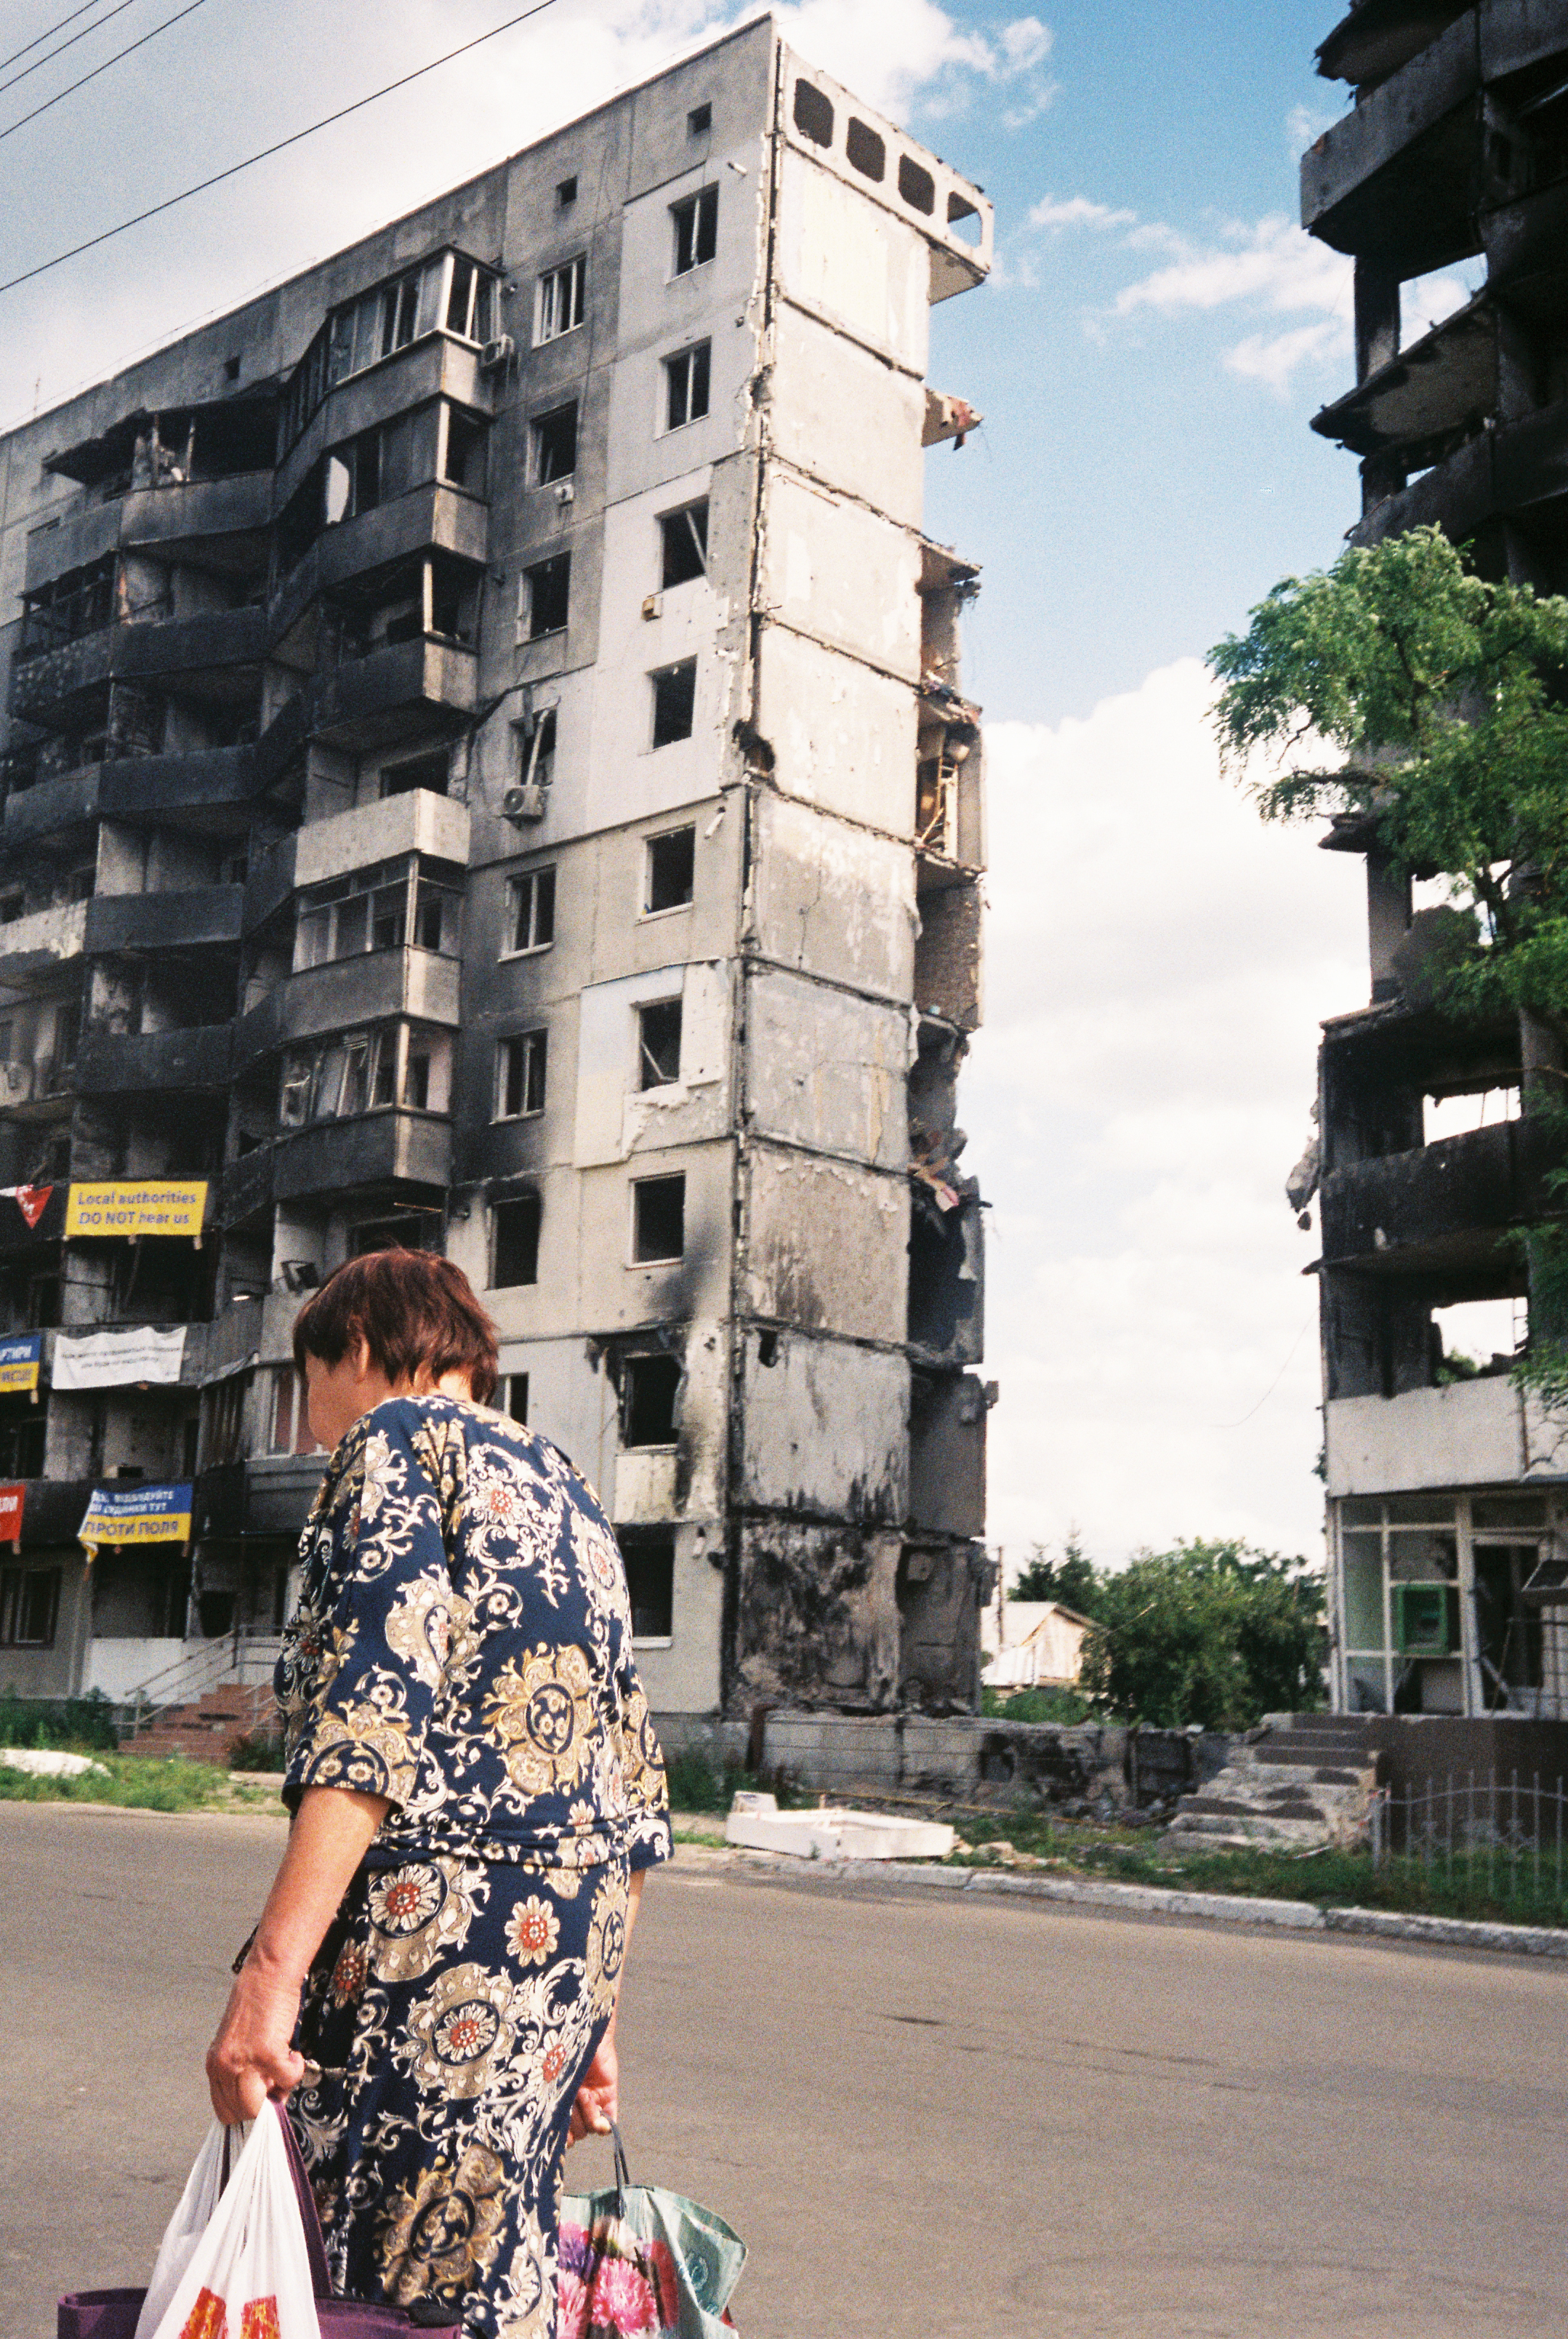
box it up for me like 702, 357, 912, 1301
206, 1784, 390, 2123
567, 1868, 645, 2146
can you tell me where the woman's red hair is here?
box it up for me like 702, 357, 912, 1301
292, 1248, 499, 1405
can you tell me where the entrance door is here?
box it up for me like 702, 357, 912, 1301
1473, 1543, 1544, 1712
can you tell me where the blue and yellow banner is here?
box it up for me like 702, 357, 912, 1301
79, 1481, 193, 1550
0, 1333, 41, 1396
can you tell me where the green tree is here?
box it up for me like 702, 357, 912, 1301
1210, 526, 1568, 1401
1010, 1529, 1105, 1618
1078, 1540, 1326, 1730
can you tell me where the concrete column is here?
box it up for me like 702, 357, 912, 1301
1367, 850, 1411, 1001
1354, 258, 1400, 384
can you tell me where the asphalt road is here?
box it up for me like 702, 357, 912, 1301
5, 1803, 1568, 2338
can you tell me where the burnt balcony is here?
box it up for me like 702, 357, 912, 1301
270, 1107, 451, 1203
233, 947, 459, 1072
276, 334, 490, 510
74, 1023, 233, 1095
110, 603, 267, 686
17, 1477, 97, 1549
1314, 0, 1471, 90
99, 745, 261, 826
85, 886, 244, 956
1300, 13, 1481, 275
307, 636, 478, 752
1312, 294, 1496, 470
23, 474, 273, 596
0, 899, 87, 991
270, 485, 488, 643
196, 1455, 326, 1539
2, 769, 102, 843
1350, 389, 1568, 549
1319, 1118, 1563, 1272
217, 1144, 276, 1226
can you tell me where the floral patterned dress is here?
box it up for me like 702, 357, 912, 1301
273, 1393, 672, 2339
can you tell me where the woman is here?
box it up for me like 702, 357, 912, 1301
206, 1250, 672, 2339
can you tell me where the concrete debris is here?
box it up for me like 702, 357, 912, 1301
724, 1789, 954, 1860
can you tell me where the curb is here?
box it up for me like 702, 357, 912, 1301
714, 1846, 1568, 1958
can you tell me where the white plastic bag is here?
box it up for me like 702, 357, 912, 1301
136, 2113, 322, 2339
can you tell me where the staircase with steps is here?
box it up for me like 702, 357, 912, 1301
1165, 1712, 1385, 1851
121, 1681, 278, 1765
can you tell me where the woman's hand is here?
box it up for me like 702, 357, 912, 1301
567, 2034, 618, 2146
206, 1956, 306, 2123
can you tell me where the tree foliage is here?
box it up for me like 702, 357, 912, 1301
1210, 526, 1568, 1023
1010, 1530, 1105, 1618
1075, 1540, 1327, 1730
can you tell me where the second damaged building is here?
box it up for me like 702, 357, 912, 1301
0, 20, 994, 1728
1300, 0, 1568, 1717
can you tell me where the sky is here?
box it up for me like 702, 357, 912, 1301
0, 0, 1450, 1573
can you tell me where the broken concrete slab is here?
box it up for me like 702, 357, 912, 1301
724, 1788, 954, 1859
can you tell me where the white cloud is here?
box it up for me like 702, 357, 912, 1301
1114, 214, 1350, 320
969, 659, 1367, 1568
1028, 193, 1135, 232
1225, 317, 1346, 396
1287, 99, 1338, 152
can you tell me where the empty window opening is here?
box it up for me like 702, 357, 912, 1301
632, 1174, 685, 1262
846, 119, 885, 180
646, 827, 694, 912
622, 1531, 675, 1638
536, 256, 585, 345
638, 998, 683, 1088
555, 175, 578, 210
660, 500, 707, 587
224, 355, 241, 382
687, 101, 712, 136
493, 1193, 542, 1286
672, 185, 718, 275
1432, 1296, 1524, 1382
414, 880, 457, 953
526, 553, 571, 639
1424, 1085, 1521, 1143
663, 342, 711, 431
496, 1029, 547, 1120
504, 1371, 530, 1422
898, 156, 936, 214
793, 79, 834, 146
1, 1565, 60, 1648
946, 189, 983, 244
506, 866, 557, 955
442, 408, 487, 492
532, 402, 578, 483
651, 659, 696, 747
268, 1364, 320, 1456
622, 1355, 681, 1445
379, 750, 449, 799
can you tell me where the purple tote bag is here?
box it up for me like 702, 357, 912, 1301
58, 2104, 459, 2339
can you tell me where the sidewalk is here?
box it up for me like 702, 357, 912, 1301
673, 1826, 1568, 1961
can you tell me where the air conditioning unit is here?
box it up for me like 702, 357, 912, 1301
480, 333, 516, 372
555, 481, 575, 507
502, 783, 547, 822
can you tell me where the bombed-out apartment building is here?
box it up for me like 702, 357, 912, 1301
0, 18, 996, 1732
1299, 0, 1568, 1716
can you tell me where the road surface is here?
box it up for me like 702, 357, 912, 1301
4, 1802, 1568, 2337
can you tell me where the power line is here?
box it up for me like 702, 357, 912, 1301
0, 0, 124, 81
0, 0, 150, 100
0, 0, 563, 300
0, 0, 206, 143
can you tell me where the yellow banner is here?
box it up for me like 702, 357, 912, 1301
65, 1181, 208, 1238
0, 1334, 41, 1395
79, 1482, 193, 1548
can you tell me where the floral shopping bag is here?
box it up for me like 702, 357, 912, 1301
558, 2126, 744, 2338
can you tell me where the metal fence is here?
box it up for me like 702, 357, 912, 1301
1370, 1769, 1568, 1898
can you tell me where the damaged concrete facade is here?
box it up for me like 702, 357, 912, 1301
0, 19, 994, 1723
1301, 0, 1568, 1715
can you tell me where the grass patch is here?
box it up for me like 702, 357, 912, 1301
945, 1808, 1568, 1929
980, 1685, 1095, 1725
662, 1745, 797, 1816
0, 1754, 279, 1813
0, 1690, 119, 1752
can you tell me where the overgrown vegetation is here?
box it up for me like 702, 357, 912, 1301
1009, 1531, 1105, 1619
0, 1690, 119, 1752
1210, 525, 1568, 1401
0, 1754, 276, 1813
981, 1683, 1095, 1724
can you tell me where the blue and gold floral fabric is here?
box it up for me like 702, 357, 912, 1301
276, 1394, 672, 1874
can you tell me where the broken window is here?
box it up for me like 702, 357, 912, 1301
442, 407, 487, 492
505, 866, 556, 955
504, 1370, 530, 1422
511, 707, 558, 798
663, 342, 711, 430
266, 1365, 322, 1457
620, 1530, 675, 1637
671, 185, 718, 276
526, 554, 571, 640
493, 1194, 542, 1287
898, 155, 936, 214
0, 1566, 60, 1648
621, 1355, 680, 1445
555, 176, 578, 212
415, 880, 459, 953
793, 79, 834, 146
496, 1029, 547, 1120
379, 751, 449, 800
531, 402, 578, 484
659, 501, 707, 587
651, 659, 696, 747
846, 118, 885, 180
536, 257, 586, 345
638, 998, 683, 1088
687, 101, 712, 137
632, 1174, 685, 1262
646, 827, 694, 912
279, 1029, 388, 1126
